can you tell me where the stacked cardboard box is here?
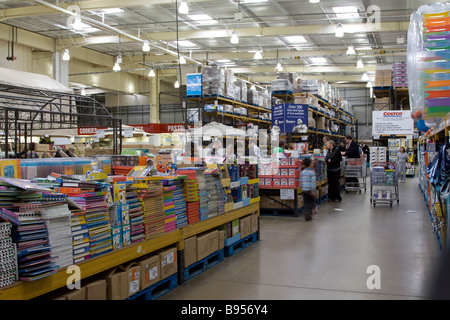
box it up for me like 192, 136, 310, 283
375, 69, 392, 87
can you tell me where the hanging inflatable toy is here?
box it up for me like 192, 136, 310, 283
408, 3, 450, 127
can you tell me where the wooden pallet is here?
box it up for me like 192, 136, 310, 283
183, 249, 224, 283
127, 273, 178, 300
224, 233, 257, 257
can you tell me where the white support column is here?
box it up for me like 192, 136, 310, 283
150, 71, 160, 124
52, 51, 69, 87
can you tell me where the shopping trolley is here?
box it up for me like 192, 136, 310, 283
343, 158, 367, 193
370, 162, 399, 207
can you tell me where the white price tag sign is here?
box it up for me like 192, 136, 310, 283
280, 189, 295, 200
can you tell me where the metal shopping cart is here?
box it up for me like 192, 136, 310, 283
343, 158, 367, 193
370, 162, 399, 207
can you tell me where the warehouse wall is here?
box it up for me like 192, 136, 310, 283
340, 87, 373, 140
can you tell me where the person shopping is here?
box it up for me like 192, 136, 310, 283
325, 140, 343, 202
398, 147, 408, 183
300, 158, 316, 221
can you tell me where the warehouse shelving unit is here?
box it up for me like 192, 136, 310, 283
0, 198, 260, 300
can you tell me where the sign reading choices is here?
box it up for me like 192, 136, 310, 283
372, 111, 414, 136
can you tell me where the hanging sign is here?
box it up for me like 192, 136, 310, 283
372, 111, 414, 136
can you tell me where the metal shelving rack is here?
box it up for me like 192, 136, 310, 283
0, 83, 123, 157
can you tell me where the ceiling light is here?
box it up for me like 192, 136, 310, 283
179, 0, 189, 14
241, 0, 268, 3
335, 24, 344, 38
397, 35, 405, 45
174, 81, 180, 88
217, 59, 231, 63
254, 50, 263, 60
309, 57, 328, 64
62, 49, 70, 61
362, 72, 369, 81
142, 40, 150, 52
170, 40, 198, 49
148, 69, 156, 77
80, 88, 86, 96
179, 56, 187, 64
187, 14, 218, 25
346, 45, 356, 55
275, 62, 283, 72
366, 81, 373, 88
309, 0, 320, 3
284, 36, 307, 44
99, 8, 124, 14
113, 62, 121, 72
230, 31, 239, 44
332, 6, 360, 19
250, 84, 256, 91
356, 59, 364, 68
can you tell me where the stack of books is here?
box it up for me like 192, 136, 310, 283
176, 169, 202, 225
39, 204, 72, 269
69, 206, 90, 263
136, 180, 165, 239
162, 184, 176, 232
62, 184, 112, 259
126, 186, 145, 244
0, 221, 17, 288
163, 179, 187, 229
205, 172, 218, 218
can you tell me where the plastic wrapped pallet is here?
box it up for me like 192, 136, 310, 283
271, 79, 294, 93
235, 80, 248, 103
247, 89, 259, 105
202, 66, 225, 97
224, 69, 235, 99
300, 80, 320, 94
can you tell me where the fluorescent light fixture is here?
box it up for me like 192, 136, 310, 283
241, 0, 268, 3
332, 6, 360, 19
99, 8, 124, 14
309, 57, 328, 64
179, 0, 189, 14
65, 21, 100, 33
309, 0, 320, 3
335, 23, 344, 38
80, 88, 86, 95
148, 69, 156, 77
230, 31, 239, 44
187, 14, 218, 25
356, 46, 373, 51
171, 40, 198, 48
356, 59, 364, 68
62, 49, 70, 61
346, 45, 356, 55
174, 81, 180, 88
253, 50, 263, 60
142, 40, 150, 52
217, 59, 231, 63
362, 72, 369, 81
284, 36, 307, 44
275, 62, 283, 72
179, 56, 187, 64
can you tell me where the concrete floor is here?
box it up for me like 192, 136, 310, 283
161, 178, 443, 300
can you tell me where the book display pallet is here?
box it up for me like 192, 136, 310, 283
0, 202, 260, 300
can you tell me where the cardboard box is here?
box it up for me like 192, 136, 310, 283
208, 230, 219, 255
184, 236, 197, 267
106, 267, 128, 300
251, 213, 258, 234
317, 117, 326, 130
123, 262, 141, 298
218, 230, 225, 250
84, 148, 114, 157
197, 233, 210, 261
159, 247, 177, 280
86, 279, 107, 300
139, 255, 161, 290
65, 287, 86, 300
240, 216, 253, 239
34, 144, 52, 152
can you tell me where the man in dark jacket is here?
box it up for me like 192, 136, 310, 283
344, 135, 360, 187
326, 140, 342, 202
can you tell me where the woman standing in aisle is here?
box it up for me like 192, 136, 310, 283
325, 140, 343, 202
398, 147, 408, 183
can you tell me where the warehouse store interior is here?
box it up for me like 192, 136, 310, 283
0, 0, 448, 303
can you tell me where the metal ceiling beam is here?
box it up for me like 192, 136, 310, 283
57, 21, 409, 48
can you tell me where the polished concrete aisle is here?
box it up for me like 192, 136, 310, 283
161, 178, 443, 300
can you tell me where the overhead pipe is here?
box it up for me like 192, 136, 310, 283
31, 0, 204, 66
